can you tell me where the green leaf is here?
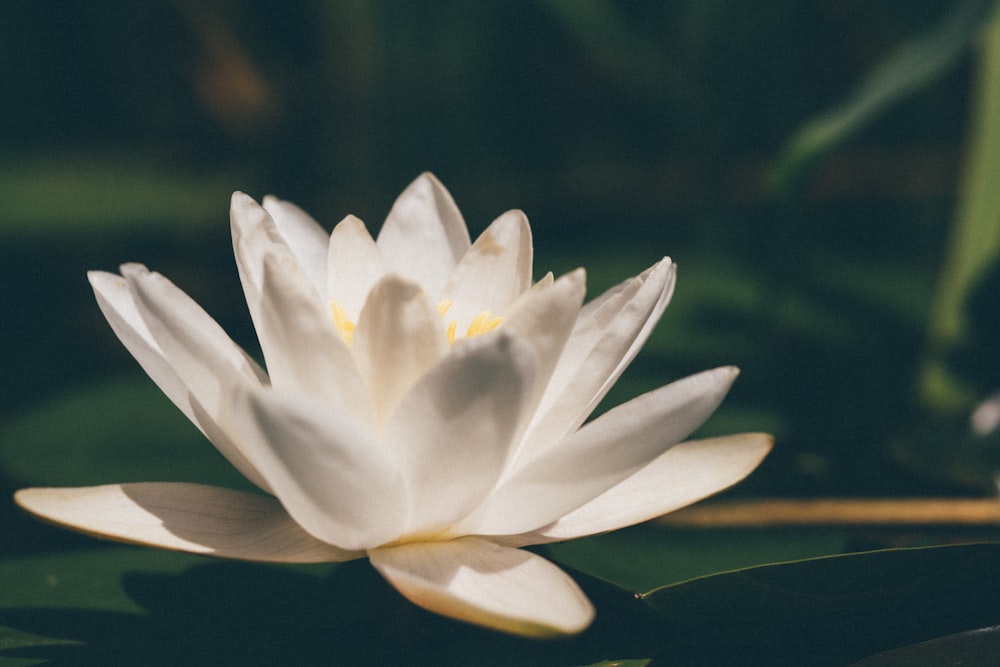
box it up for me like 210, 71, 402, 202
850, 624, 1000, 666
0, 546, 651, 666
642, 541, 1000, 623
919, 15, 1000, 415
769, 0, 998, 199
546, 523, 847, 593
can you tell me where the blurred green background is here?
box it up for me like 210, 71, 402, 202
4, 0, 998, 505
4, 1, 1000, 663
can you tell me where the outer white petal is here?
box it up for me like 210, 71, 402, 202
376, 173, 471, 297
226, 386, 406, 551
458, 366, 739, 537
510, 433, 774, 545
352, 275, 449, 427
326, 214, 387, 320
384, 333, 536, 537
14, 484, 359, 563
261, 195, 330, 299
523, 258, 676, 454
368, 537, 594, 637
232, 193, 372, 424
113, 264, 272, 492
440, 209, 533, 329
89, 270, 208, 432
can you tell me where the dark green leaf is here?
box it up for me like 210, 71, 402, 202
546, 523, 847, 593
849, 624, 1000, 666
0, 546, 652, 666
642, 541, 1000, 623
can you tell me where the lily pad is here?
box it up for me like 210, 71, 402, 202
849, 624, 1000, 666
546, 523, 847, 592
640, 541, 1000, 664
642, 541, 1000, 622
0, 546, 653, 666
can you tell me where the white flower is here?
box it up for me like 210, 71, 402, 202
15, 173, 771, 637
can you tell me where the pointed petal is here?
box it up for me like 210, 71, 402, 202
15, 484, 359, 563
376, 173, 471, 297
441, 209, 533, 331
261, 195, 330, 299
352, 275, 449, 427
326, 214, 386, 320
533, 271, 554, 289
231, 193, 372, 424
368, 537, 593, 637
89, 270, 203, 430
524, 258, 676, 452
459, 366, 739, 536
384, 333, 536, 535
511, 433, 774, 545
225, 385, 405, 551
114, 264, 272, 492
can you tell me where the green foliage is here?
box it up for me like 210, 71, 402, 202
769, 0, 998, 200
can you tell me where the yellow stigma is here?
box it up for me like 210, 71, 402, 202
330, 298, 502, 346
330, 301, 355, 344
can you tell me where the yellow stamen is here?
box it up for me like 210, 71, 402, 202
332, 297, 501, 347
330, 301, 355, 345
465, 311, 503, 338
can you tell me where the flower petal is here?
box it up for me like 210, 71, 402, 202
232, 193, 372, 424
326, 214, 387, 320
352, 275, 449, 427
257, 255, 373, 422
523, 258, 676, 453
112, 264, 272, 492
441, 209, 533, 330
376, 173, 471, 297
89, 270, 204, 431
14, 483, 359, 563
471, 269, 585, 456
510, 433, 774, 545
384, 333, 536, 536
459, 366, 739, 536
368, 537, 593, 637
261, 195, 330, 299
225, 386, 406, 551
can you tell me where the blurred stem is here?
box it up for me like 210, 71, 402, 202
659, 498, 1000, 527
920, 15, 1000, 415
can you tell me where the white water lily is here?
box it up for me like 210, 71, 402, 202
15, 173, 771, 637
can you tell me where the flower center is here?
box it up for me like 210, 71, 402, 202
330, 299, 502, 346
436, 300, 503, 344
